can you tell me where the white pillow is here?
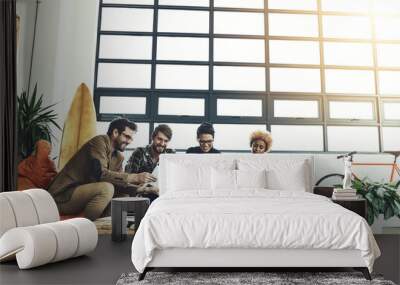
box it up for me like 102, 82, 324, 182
166, 163, 212, 192
236, 169, 267, 189
237, 158, 311, 192
211, 168, 237, 191
265, 162, 308, 191
166, 157, 236, 171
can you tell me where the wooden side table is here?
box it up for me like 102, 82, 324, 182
332, 197, 367, 219
111, 197, 150, 242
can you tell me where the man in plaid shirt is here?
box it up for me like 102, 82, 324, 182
125, 124, 175, 201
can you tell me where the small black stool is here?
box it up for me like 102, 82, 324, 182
111, 197, 150, 242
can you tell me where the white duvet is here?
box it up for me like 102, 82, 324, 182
131, 190, 380, 273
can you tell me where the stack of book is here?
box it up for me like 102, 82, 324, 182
332, 188, 357, 200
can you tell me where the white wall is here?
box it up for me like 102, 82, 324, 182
17, 0, 99, 159
17, 0, 399, 229
16, 0, 37, 95
17, 0, 400, 180
17, 1, 400, 175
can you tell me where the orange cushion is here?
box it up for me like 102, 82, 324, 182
60, 213, 85, 220
17, 140, 57, 191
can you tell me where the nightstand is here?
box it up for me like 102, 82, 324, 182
313, 186, 334, 198
332, 197, 367, 219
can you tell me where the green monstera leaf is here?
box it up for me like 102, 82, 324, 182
352, 179, 400, 225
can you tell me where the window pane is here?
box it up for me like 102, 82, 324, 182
97, 63, 151, 88
97, 122, 149, 149
214, 124, 267, 150
103, 0, 153, 3
159, 0, 209, 6
101, 8, 153, 32
217, 99, 263, 117
99, 35, 152, 60
323, 16, 371, 39
269, 40, 320, 64
269, 0, 317, 10
158, 10, 209, 33
375, 17, 400, 40
268, 14, 318, 37
155, 123, 198, 149
329, 101, 374, 120
382, 127, 400, 151
100, 96, 146, 114
321, 0, 370, 12
324, 43, 373, 66
156, 65, 209, 90
274, 100, 319, 118
96, 121, 110, 136
157, 37, 209, 61
327, 126, 379, 152
158, 98, 205, 116
383, 102, 400, 120
214, 0, 263, 9
214, 12, 264, 35
214, 66, 266, 91
377, 44, 400, 67
325, 70, 375, 94
214, 39, 265, 63
373, 0, 400, 13
270, 68, 321, 93
271, 125, 324, 151
379, 71, 400, 95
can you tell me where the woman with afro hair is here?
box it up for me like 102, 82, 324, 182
250, 130, 273, 154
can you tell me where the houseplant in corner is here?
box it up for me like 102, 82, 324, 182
352, 179, 400, 225
17, 83, 61, 159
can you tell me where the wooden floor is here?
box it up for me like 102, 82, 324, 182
373, 234, 400, 284
0, 235, 398, 285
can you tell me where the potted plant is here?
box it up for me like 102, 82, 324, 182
352, 179, 400, 225
17, 83, 61, 159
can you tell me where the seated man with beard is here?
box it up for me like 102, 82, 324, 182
125, 124, 175, 201
47, 118, 156, 221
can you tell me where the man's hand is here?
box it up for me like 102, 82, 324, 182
137, 184, 159, 195
127, 172, 157, 184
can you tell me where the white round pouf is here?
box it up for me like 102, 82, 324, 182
0, 190, 98, 269
1, 191, 39, 227
0, 226, 57, 269
65, 218, 98, 257
42, 221, 79, 262
0, 196, 17, 237
24, 189, 60, 223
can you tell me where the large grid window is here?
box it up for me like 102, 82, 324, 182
94, 0, 400, 152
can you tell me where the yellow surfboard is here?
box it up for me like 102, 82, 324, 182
58, 83, 97, 170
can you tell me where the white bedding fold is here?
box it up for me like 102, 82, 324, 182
131, 190, 380, 273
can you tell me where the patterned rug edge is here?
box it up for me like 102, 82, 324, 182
116, 271, 396, 285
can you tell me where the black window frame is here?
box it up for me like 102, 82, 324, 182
94, 0, 400, 153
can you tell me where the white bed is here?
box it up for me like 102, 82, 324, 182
131, 154, 380, 280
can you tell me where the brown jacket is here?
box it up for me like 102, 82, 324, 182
48, 135, 129, 203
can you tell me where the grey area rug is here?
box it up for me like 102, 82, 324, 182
116, 271, 396, 285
